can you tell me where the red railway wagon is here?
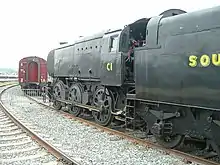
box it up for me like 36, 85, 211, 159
18, 56, 48, 89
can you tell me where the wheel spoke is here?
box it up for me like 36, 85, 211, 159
104, 105, 110, 109
68, 83, 82, 117
52, 81, 65, 110
92, 87, 113, 126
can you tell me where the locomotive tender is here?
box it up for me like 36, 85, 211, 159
47, 6, 220, 156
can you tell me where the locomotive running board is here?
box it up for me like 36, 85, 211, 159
126, 94, 136, 99
56, 98, 123, 115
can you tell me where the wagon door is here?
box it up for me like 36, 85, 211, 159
28, 61, 38, 82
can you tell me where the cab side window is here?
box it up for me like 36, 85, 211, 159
109, 35, 119, 52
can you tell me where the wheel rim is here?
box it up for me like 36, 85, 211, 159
53, 82, 64, 99
156, 134, 185, 148
68, 84, 82, 116
92, 87, 113, 126
52, 81, 65, 110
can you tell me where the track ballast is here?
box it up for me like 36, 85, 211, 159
0, 85, 81, 165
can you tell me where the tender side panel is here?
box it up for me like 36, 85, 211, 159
52, 32, 110, 80
74, 38, 102, 79
54, 46, 74, 77
135, 6, 220, 110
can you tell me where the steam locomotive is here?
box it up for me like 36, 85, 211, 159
47, 6, 220, 157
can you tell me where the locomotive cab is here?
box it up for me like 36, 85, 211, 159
100, 21, 149, 86
120, 18, 150, 82
118, 9, 187, 84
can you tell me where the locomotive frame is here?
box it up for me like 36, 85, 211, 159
47, 6, 220, 157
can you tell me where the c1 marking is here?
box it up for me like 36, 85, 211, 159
106, 62, 113, 71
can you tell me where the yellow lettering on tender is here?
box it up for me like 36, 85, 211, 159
106, 62, 113, 71
189, 55, 197, 67
200, 54, 210, 67
212, 54, 220, 66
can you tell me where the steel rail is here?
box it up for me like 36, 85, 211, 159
0, 84, 81, 165
25, 93, 220, 165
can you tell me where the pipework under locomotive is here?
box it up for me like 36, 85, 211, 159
47, 6, 220, 157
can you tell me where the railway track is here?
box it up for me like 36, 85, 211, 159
0, 85, 80, 165
25, 91, 220, 165
2, 85, 220, 165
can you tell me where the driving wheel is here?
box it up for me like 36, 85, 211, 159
92, 86, 114, 126
68, 83, 82, 116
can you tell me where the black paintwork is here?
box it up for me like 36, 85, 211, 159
135, 6, 220, 110
159, 9, 186, 17
45, 6, 220, 154
100, 31, 124, 86
47, 29, 125, 86
47, 50, 55, 77
47, 5, 220, 110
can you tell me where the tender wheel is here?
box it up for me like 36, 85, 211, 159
53, 100, 62, 110
156, 134, 185, 148
92, 86, 114, 126
53, 80, 65, 110
68, 83, 82, 116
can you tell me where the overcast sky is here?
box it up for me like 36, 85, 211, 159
0, 0, 219, 70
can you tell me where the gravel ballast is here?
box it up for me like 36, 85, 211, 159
0, 86, 57, 165
1, 86, 204, 165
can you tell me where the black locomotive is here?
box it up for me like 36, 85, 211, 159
47, 6, 220, 157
